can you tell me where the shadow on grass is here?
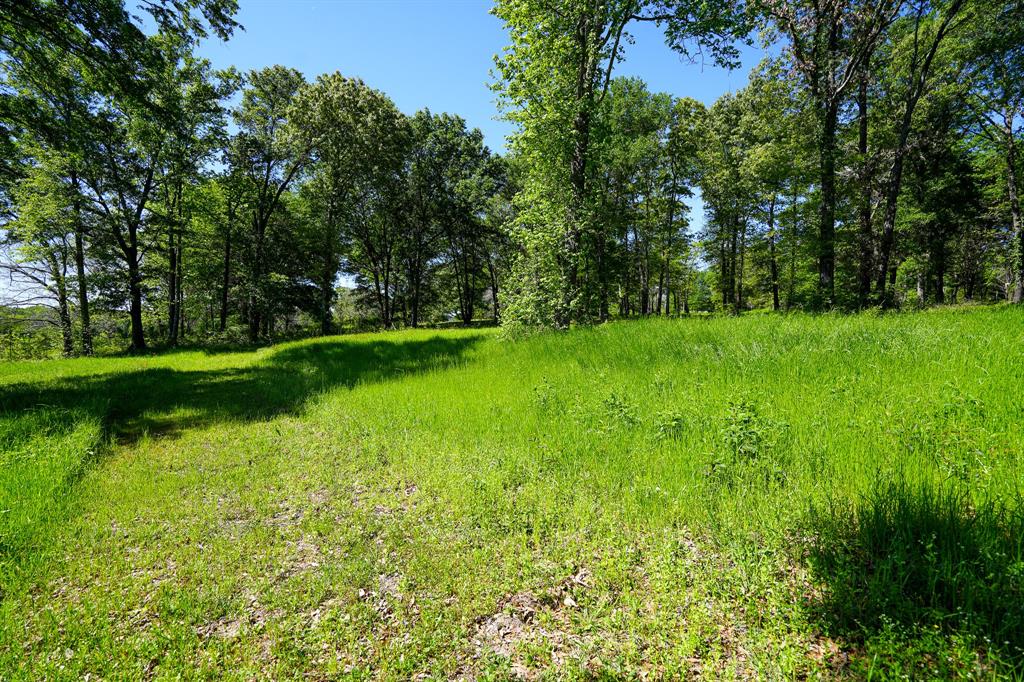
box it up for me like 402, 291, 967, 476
804, 476, 1024, 670
0, 334, 482, 578
0, 333, 482, 444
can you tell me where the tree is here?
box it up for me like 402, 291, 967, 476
699, 92, 753, 313
1, 146, 79, 355
79, 98, 163, 351
153, 55, 236, 344
231, 65, 309, 341
0, 0, 238, 102
964, 0, 1024, 301
493, 0, 747, 328
872, 0, 970, 306
761, 0, 901, 306
2, 56, 99, 354
0, 0, 238, 209
290, 73, 410, 329
739, 62, 808, 311
900, 96, 982, 303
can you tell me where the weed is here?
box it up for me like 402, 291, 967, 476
710, 399, 788, 488
601, 390, 638, 429
653, 410, 687, 441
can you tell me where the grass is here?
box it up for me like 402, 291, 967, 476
0, 307, 1022, 679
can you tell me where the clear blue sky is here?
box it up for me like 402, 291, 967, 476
197, 0, 768, 154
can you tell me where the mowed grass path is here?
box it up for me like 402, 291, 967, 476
1, 308, 1022, 679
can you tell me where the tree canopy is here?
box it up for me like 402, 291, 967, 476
2, 0, 1022, 357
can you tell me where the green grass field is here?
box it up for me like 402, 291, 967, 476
1, 307, 1022, 679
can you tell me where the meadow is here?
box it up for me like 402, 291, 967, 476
0, 306, 1022, 680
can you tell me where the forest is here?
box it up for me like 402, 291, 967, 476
1, 0, 1021, 357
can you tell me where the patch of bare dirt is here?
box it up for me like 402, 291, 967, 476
276, 536, 323, 582
359, 572, 405, 618
467, 568, 594, 680
196, 617, 242, 640
195, 594, 284, 646
308, 488, 331, 508
474, 592, 545, 659
266, 501, 304, 528
306, 596, 343, 627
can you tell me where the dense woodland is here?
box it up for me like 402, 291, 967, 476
1, 0, 1022, 356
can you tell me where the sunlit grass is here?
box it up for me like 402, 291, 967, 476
1, 307, 1022, 678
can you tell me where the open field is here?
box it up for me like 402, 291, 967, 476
1, 307, 1023, 679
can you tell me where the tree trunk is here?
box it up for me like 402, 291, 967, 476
409, 259, 421, 328
47, 253, 74, 357
875, 150, 907, 306
735, 215, 746, 314
70, 172, 93, 355
168, 227, 179, 345
321, 199, 335, 336
720, 239, 730, 309
562, 102, 590, 326
176, 231, 184, 342
73, 222, 92, 356
655, 259, 666, 315
888, 256, 899, 306
934, 244, 946, 304
768, 195, 780, 311
321, 250, 333, 336
219, 227, 231, 332
818, 100, 839, 307
664, 254, 671, 316
58, 291, 74, 357
128, 257, 146, 351
856, 75, 875, 307
560, 12, 600, 328
1007, 120, 1023, 303
248, 212, 267, 343
874, 2, 962, 306
787, 185, 799, 310
487, 255, 500, 323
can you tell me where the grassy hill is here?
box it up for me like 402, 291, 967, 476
1, 308, 1022, 679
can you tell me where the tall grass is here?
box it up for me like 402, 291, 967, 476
0, 406, 102, 584
808, 476, 1024, 644
1, 306, 1022, 677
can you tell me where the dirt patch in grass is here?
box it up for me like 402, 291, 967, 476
474, 592, 545, 659
359, 572, 405, 618
468, 568, 594, 679
266, 503, 304, 528
196, 617, 243, 640
276, 536, 323, 582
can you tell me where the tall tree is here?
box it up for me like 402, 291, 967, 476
291, 73, 410, 329
964, 0, 1024, 301
1, 146, 79, 355
493, 0, 746, 328
231, 65, 309, 341
872, 0, 969, 305
761, 0, 900, 306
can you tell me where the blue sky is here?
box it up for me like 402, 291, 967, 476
197, 0, 768, 154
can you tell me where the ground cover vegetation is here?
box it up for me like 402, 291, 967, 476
0, 307, 1022, 678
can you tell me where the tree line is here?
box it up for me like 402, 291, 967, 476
1, 1, 511, 356
494, 0, 1023, 327
1, 0, 1022, 356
